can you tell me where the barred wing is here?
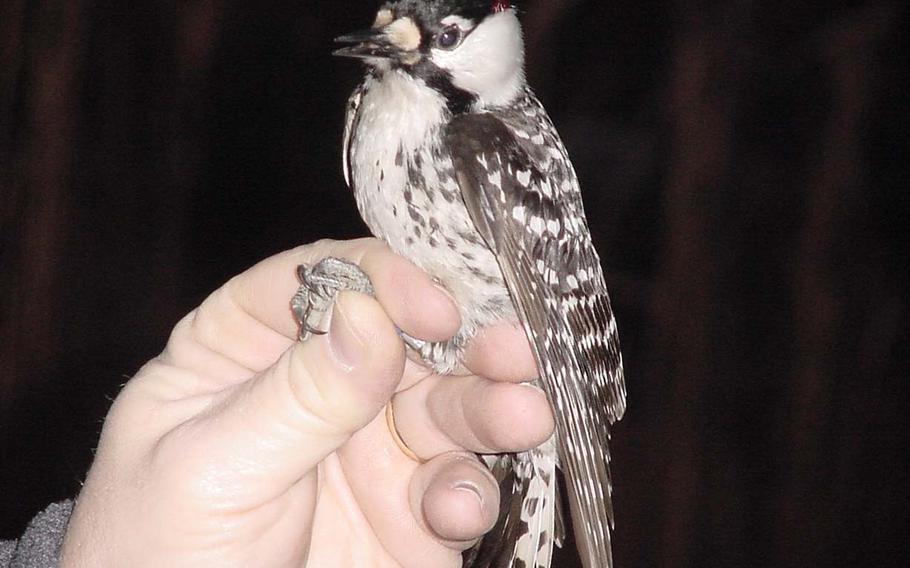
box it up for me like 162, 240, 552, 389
446, 112, 625, 568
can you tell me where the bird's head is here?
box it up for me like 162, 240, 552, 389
334, 0, 525, 110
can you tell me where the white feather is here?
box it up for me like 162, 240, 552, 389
431, 10, 526, 108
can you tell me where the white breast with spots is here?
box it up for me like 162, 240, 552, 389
349, 69, 514, 334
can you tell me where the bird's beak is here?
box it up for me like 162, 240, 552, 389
334, 27, 399, 60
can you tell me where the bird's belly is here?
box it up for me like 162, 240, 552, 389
350, 141, 515, 335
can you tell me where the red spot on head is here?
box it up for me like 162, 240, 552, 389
492, 0, 510, 13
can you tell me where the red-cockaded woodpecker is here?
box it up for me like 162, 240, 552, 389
293, 2, 627, 566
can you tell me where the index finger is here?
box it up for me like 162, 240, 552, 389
462, 323, 539, 383
178, 238, 461, 374
235, 238, 460, 338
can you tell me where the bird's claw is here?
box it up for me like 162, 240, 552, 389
291, 257, 375, 341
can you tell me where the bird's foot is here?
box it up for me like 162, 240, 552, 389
292, 257, 375, 341
291, 257, 449, 366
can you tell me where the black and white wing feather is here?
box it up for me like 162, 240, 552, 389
445, 110, 626, 568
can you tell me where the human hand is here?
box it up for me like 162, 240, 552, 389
60, 238, 554, 567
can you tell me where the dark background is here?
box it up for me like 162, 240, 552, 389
2, 1, 908, 566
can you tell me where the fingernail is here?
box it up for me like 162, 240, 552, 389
451, 480, 484, 508
328, 295, 366, 370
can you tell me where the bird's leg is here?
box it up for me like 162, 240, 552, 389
292, 257, 375, 341
291, 256, 427, 351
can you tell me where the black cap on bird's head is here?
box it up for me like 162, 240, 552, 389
334, 1, 524, 109
334, 1, 515, 61
376, 0, 511, 27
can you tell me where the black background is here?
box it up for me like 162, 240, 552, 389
2, 1, 908, 566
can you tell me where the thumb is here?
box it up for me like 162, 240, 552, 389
281, 291, 406, 468
180, 291, 405, 497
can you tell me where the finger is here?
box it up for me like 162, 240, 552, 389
357, 242, 461, 342
160, 292, 405, 502
397, 322, 539, 397
338, 421, 490, 567
172, 239, 460, 380
409, 453, 500, 549
231, 238, 460, 342
392, 373, 555, 457
462, 323, 539, 383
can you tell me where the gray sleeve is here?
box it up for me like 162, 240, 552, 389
0, 500, 73, 568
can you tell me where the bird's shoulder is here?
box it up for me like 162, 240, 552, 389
447, 89, 580, 196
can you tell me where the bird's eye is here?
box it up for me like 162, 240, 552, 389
436, 26, 462, 49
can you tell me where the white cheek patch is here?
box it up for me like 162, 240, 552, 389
431, 11, 525, 107
385, 17, 422, 52
373, 9, 394, 28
